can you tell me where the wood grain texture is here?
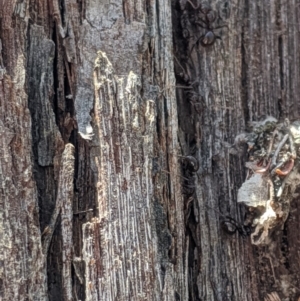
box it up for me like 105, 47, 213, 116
1, 0, 300, 300
173, 0, 300, 300
0, 2, 48, 300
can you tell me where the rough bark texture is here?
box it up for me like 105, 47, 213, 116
1, 0, 300, 301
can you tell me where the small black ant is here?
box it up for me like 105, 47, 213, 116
186, 0, 229, 48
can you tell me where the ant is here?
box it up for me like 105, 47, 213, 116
205, 204, 251, 238
186, 0, 229, 48
221, 217, 251, 237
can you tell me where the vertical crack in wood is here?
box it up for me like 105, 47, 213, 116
241, 0, 250, 123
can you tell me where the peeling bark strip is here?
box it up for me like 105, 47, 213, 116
43, 144, 75, 254
61, 146, 75, 301
42, 143, 75, 300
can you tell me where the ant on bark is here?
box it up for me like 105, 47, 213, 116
205, 204, 251, 238
186, 0, 228, 48
180, 155, 250, 236
181, 155, 199, 197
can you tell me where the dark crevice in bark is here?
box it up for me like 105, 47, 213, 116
278, 36, 284, 91
52, 25, 60, 125
122, 0, 130, 24
69, 128, 77, 146
155, 0, 160, 36
0, 18, 10, 74
153, 199, 172, 291
171, 2, 201, 299
0, 278, 3, 300
156, 101, 162, 143
175, 291, 181, 301
186, 219, 200, 300
48, 220, 63, 301
77, 0, 85, 22
59, 0, 66, 26
241, 5, 249, 124
53, 43, 75, 141
278, 97, 283, 119
145, 0, 151, 16
281, 220, 290, 270
34, 166, 56, 231
278, 35, 284, 118
271, 0, 283, 119
71, 259, 86, 300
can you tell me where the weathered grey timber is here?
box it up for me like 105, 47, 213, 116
1, 0, 300, 300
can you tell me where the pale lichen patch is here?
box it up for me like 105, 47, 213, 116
236, 118, 300, 245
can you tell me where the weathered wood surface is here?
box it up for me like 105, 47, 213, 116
0, 2, 48, 300
173, 0, 300, 300
1, 0, 300, 300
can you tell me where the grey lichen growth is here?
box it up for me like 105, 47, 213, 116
236, 118, 300, 245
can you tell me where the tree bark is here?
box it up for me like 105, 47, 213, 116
1, 0, 300, 300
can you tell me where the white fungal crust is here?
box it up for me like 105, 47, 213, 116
236, 118, 300, 245
237, 173, 269, 207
